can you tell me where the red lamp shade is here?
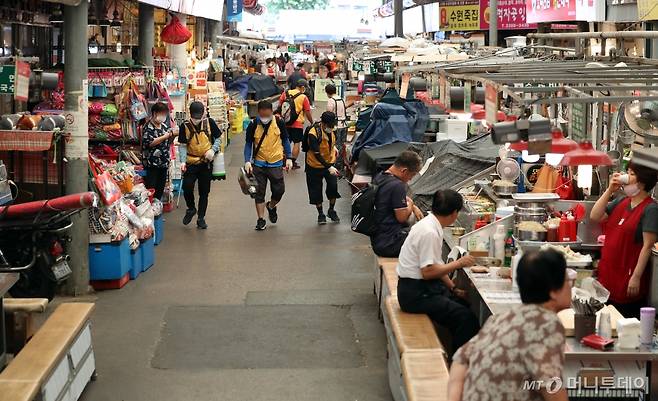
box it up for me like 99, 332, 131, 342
559, 141, 613, 166
549, 130, 578, 154
510, 129, 578, 154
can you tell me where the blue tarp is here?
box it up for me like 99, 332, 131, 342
350, 99, 429, 161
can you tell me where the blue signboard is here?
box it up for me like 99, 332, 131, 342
227, 0, 243, 22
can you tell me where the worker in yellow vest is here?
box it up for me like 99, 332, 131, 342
305, 111, 341, 225
178, 101, 222, 229
278, 79, 313, 169
244, 100, 293, 231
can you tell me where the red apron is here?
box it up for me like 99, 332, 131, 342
598, 197, 654, 303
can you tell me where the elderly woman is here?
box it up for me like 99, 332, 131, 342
448, 249, 572, 401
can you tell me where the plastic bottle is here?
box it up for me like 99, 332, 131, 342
558, 214, 570, 242
598, 309, 612, 339
492, 225, 506, 262
511, 249, 523, 289
640, 307, 656, 346
504, 229, 514, 267
567, 214, 577, 241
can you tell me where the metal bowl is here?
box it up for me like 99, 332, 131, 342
517, 229, 547, 242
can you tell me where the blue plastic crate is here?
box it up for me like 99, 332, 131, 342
89, 238, 131, 280
172, 178, 182, 193
141, 237, 155, 272
154, 215, 164, 246
130, 245, 143, 280
136, 169, 147, 177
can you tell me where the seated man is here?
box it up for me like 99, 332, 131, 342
396, 189, 479, 352
370, 151, 423, 257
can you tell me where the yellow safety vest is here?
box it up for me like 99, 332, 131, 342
254, 120, 284, 164
184, 120, 212, 165
286, 89, 307, 125
306, 125, 336, 169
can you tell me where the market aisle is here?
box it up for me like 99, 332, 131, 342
79, 133, 392, 401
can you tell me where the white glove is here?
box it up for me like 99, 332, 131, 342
204, 149, 216, 161
328, 166, 339, 176
244, 162, 253, 175
285, 159, 293, 171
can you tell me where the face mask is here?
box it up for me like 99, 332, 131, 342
323, 127, 333, 134
154, 115, 166, 124
260, 117, 272, 124
623, 183, 641, 197
191, 118, 202, 125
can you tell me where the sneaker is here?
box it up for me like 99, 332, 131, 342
266, 202, 278, 224
255, 218, 267, 231
327, 209, 340, 223
183, 208, 196, 225
197, 218, 208, 230
317, 214, 327, 225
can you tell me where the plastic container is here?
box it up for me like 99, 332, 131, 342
558, 215, 570, 242
511, 249, 523, 289
641, 307, 655, 346
504, 229, 514, 267
141, 237, 155, 271
89, 238, 132, 280
547, 224, 559, 242
154, 215, 164, 246
567, 215, 577, 242
598, 309, 612, 339
130, 246, 143, 280
492, 225, 506, 262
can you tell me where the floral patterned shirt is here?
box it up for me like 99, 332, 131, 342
453, 304, 565, 401
142, 122, 171, 169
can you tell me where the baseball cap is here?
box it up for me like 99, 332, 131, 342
297, 79, 308, 88
189, 101, 205, 119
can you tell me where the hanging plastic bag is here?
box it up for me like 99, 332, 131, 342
555, 167, 575, 200
532, 164, 559, 193
89, 158, 122, 205
160, 15, 192, 45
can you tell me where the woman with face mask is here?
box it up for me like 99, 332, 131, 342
591, 161, 658, 318
142, 102, 175, 201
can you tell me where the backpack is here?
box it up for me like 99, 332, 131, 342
301, 123, 322, 153
350, 182, 380, 236
280, 90, 302, 125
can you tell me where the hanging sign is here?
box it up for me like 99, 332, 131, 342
440, 0, 481, 31
227, 0, 243, 22
0, 65, 15, 95
638, 0, 658, 20
569, 103, 589, 143
352, 61, 364, 72
525, 0, 604, 23
485, 84, 498, 125
14, 60, 30, 102
480, 0, 537, 30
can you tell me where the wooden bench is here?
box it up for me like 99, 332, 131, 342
375, 256, 398, 319
402, 350, 449, 401
3, 298, 49, 353
0, 302, 96, 401
379, 262, 399, 321
384, 296, 443, 401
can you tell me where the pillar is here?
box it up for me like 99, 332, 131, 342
169, 14, 188, 112
196, 17, 205, 58
489, 0, 498, 47
63, 0, 90, 296
394, 0, 403, 37
210, 20, 221, 55
138, 3, 155, 67
651, 22, 658, 59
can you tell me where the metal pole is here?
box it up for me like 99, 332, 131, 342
528, 31, 658, 40
489, 0, 498, 47
196, 17, 205, 58
211, 20, 221, 55
138, 2, 154, 67
394, 0, 403, 37
651, 22, 658, 60
63, 0, 90, 296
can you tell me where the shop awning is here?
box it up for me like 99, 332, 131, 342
42, 0, 82, 5
137, 0, 223, 21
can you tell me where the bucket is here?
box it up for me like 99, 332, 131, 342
574, 314, 597, 341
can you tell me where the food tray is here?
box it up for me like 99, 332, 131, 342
566, 258, 593, 267
513, 236, 582, 249
511, 193, 560, 202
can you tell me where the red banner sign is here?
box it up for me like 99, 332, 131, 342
525, 0, 602, 23
14, 60, 30, 102
480, 0, 537, 30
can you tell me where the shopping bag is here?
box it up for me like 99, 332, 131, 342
89, 158, 122, 205
555, 167, 575, 200
160, 15, 192, 45
532, 164, 559, 193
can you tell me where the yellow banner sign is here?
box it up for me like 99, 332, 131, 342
638, 0, 658, 21
440, 3, 481, 31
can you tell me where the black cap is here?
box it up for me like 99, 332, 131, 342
297, 79, 308, 88
189, 101, 205, 119
321, 111, 337, 128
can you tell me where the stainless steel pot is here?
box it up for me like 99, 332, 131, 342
517, 229, 547, 242
493, 183, 517, 195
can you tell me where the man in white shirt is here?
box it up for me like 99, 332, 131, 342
325, 84, 353, 172
397, 189, 480, 352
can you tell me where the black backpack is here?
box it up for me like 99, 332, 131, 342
280, 90, 301, 125
301, 123, 322, 153
351, 182, 381, 236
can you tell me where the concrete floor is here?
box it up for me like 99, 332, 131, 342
78, 134, 392, 401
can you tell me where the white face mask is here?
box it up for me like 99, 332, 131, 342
323, 127, 333, 134
191, 118, 202, 125
154, 115, 166, 124
260, 116, 272, 124
623, 183, 642, 197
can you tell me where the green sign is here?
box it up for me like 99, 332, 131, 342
0, 65, 16, 95
375, 60, 393, 74
570, 103, 588, 143
352, 61, 363, 72
288, 45, 299, 53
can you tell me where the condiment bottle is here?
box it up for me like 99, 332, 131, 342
567, 215, 577, 241
558, 214, 570, 242
547, 222, 559, 243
